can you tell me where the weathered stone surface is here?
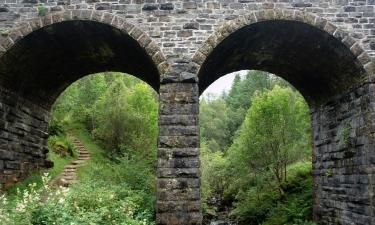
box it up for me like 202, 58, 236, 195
142, 3, 158, 11
157, 168, 200, 178
157, 178, 200, 189
160, 3, 174, 10
156, 200, 201, 212
0, 1, 373, 224
183, 22, 199, 30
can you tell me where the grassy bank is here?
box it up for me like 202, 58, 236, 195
4, 135, 76, 202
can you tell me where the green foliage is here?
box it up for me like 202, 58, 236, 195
338, 121, 352, 148
4, 70, 316, 224
0, 29, 10, 36
76, 127, 156, 194
232, 162, 314, 225
48, 135, 76, 157
30, 182, 154, 225
200, 71, 314, 224
226, 85, 311, 196
261, 162, 314, 225
200, 98, 231, 151
1, 173, 154, 225
200, 70, 293, 150
91, 78, 158, 158
48, 118, 65, 136
37, 4, 46, 16
5, 135, 76, 200
52, 72, 158, 161
4, 72, 158, 224
201, 141, 231, 201
225, 71, 272, 111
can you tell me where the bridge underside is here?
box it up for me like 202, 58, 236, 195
0, 12, 374, 225
0, 19, 159, 193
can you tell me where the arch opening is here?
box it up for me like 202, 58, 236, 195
199, 70, 313, 224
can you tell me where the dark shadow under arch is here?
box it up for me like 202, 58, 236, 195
197, 20, 367, 105
0, 20, 160, 108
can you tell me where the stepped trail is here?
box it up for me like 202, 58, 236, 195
52, 137, 91, 187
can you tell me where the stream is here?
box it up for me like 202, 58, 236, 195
209, 221, 236, 225
205, 196, 237, 225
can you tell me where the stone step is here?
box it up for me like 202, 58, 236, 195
53, 137, 91, 187
78, 158, 90, 160
64, 166, 77, 169
65, 166, 77, 170
62, 176, 76, 179
71, 160, 85, 165
64, 172, 77, 175
62, 173, 76, 177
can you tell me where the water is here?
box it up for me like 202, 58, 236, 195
210, 220, 235, 225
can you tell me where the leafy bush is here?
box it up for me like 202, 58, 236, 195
48, 135, 76, 157
230, 161, 314, 225
37, 4, 46, 16
48, 119, 65, 136
262, 163, 313, 225
231, 188, 278, 225
1, 173, 155, 225
31, 181, 154, 225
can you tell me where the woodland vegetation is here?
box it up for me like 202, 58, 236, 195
200, 71, 314, 225
1, 71, 315, 225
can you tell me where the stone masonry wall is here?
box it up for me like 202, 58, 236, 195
0, 0, 374, 224
312, 82, 375, 225
0, 0, 374, 59
0, 89, 51, 189
157, 60, 201, 224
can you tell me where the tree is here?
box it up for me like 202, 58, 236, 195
225, 71, 275, 142
227, 86, 311, 195
200, 97, 231, 152
226, 74, 242, 110
91, 76, 129, 155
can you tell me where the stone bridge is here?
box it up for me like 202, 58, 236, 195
0, 0, 374, 224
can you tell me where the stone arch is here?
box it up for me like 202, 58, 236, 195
193, 9, 374, 105
0, 9, 169, 108
190, 8, 375, 225
0, 10, 170, 189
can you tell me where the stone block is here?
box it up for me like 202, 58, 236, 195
159, 136, 199, 148
160, 3, 173, 10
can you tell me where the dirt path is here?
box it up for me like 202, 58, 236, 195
53, 137, 91, 187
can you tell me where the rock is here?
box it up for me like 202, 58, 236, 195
183, 22, 199, 29
142, 3, 158, 10
0, 8, 9, 12
160, 3, 174, 10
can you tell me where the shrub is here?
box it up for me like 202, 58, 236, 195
1, 172, 155, 225
48, 135, 76, 157
48, 119, 65, 136
31, 181, 155, 225
37, 4, 46, 16
229, 161, 314, 225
